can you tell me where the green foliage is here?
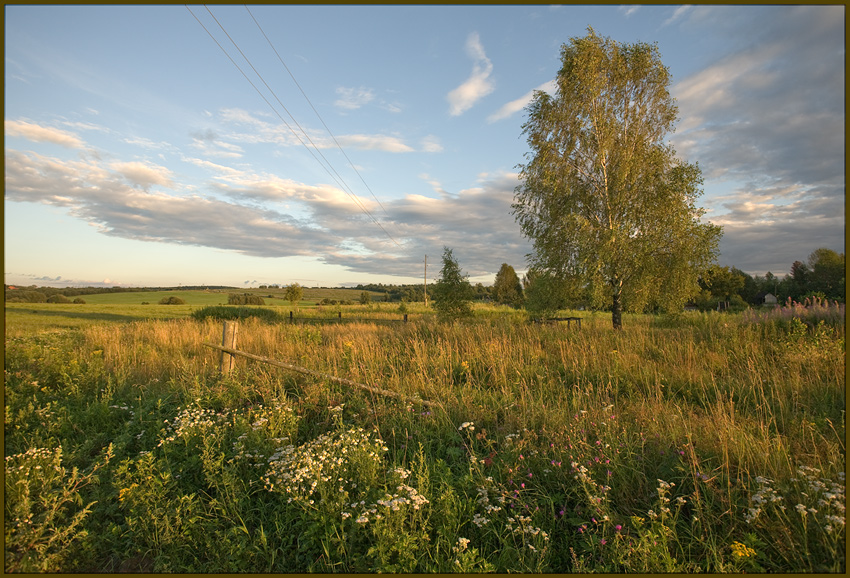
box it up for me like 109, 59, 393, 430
228, 293, 265, 306
5, 445, 113, 572
73, 298, 86, 304
806, 248, 845, 301
159, 296, 186, 305
513, 28, 721, 328
359, 291, 371, 305
7, 290, 48, 303
493, 263, 524, 307
2, 307, 844, 573
431, 247, 475, 323
522, 269, 569, 319
284, 283, 304, 305
191, 306, 284, 323
47, 294, 72, 303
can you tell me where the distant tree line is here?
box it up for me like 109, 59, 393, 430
6, 247, 842, 310
4, 285, 236, 303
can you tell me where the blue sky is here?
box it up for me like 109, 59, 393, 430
4, 4, 845, 288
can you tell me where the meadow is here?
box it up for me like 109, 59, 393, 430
3, 294, 845, 572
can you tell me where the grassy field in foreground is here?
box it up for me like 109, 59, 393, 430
3, 302, 845, 572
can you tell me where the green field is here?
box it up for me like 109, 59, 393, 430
4, 299, 845, 572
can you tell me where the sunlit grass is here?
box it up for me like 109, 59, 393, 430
3, 304, 844, 572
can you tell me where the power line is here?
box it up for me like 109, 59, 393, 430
185, 5, 401, 248
243, 4, 392, 219
203, 6, 370, 219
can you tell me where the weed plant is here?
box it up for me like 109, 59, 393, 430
3, 308, 844, 572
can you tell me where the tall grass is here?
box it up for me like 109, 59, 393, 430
4, 308, 844, 572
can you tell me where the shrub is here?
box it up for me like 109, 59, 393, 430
284, 283, 303, 305
191, 306, 284, 323
228, 293, 265, 306
72, 298, 86, 304
46, 294, 71, 303
431, 247, 475, 323
7, 291, 47, 303
159, 296, 186, 305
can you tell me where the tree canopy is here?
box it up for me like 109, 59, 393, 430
513, 28, 722, 328
431, 247, 475, 322
493, 263, 524, 307
284, 283, 303, 305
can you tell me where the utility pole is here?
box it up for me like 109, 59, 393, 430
424, 255, 428, 307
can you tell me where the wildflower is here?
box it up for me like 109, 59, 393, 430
615, 524, 622, 532
457, 537, 470, 550
730, 541, 756, 558
600, 539, 607, 545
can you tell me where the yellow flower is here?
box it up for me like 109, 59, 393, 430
730, 541, 756, 558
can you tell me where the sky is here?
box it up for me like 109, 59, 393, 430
4, 4, 845, 288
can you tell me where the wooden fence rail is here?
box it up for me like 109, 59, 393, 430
204, 341, 440, 409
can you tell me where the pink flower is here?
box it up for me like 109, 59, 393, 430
615, 525, 622, 532
600, 539, 607, 545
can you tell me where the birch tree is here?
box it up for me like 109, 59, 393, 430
513, 28, 721, 328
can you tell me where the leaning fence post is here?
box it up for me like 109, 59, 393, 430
220, 321, 238, 374
404, 313, 408, 323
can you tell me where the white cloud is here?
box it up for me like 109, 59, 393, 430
662, 5, 693, 27
334, 86, 375, 110
4, 146, 531, 280
420, 135, 443, 153
671, 6, 845, 272
487, 80, 557, 123
110, 161, 174, 190
447, 32, 495, 116
619, 5, 640, 18
5, 119, 85, 148
335, 134, 414, 153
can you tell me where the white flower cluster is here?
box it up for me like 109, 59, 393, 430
263, 426, 386, 501
157, 405, 231, 447
344, 483, 430, 526
505, 514, 550, 542
475, 485, 504, 516
5, 447, 63, 478
230, 403, 299, 467
458, 421, 475, 432
746, 466, 846, 533
792, 465, 846, 533
656, 478, 679, 515
109, 404, 135, 418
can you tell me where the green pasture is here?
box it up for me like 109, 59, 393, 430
4, 298, 844, 573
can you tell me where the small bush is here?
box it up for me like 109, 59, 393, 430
7, 291, 47, 303
159, 296, 186, 305
72, 298, 86, 304
228, 293, 265, 306
46, 294, 71, 303
191, 306, 284, 323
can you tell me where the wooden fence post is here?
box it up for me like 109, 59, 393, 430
404, 313, 408, 323
290, 311, 293, 322
220, 321, 238, 374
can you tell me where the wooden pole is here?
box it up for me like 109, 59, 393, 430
204, 342, 441, 408
424, 254, 427, 307
220, 321, 238, 374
